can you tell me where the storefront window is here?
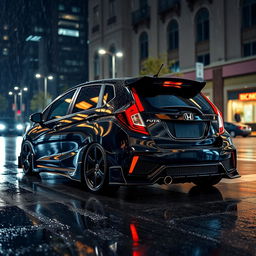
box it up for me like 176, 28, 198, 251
227, 89, 256, 123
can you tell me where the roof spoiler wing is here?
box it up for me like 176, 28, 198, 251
125, 76, 206, 98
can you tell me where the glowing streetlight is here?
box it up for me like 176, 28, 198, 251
98, 49, 107, 55
35, 73, 54, 105
116, 52, 123, 58
98, 48, 123, 78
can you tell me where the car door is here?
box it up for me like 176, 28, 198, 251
57, 84, 103, 170
33, 90, 76, 170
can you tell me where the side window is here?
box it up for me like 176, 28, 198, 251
103, 85, 115, 105
46, 90, 75, 121
72, 85, 101, 113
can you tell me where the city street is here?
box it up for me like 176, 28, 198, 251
0, 136, 255, 256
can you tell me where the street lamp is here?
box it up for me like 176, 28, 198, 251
35, 73, 54, 105
98, 48, 123, 78
8, 86, 28, 121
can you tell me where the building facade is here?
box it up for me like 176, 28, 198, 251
88, 0, 256, 128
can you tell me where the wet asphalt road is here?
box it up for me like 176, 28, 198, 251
0, 136, 255, 256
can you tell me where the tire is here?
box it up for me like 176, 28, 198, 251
193, 176, 222, 187
242, 134, 248, 137
21, 143, 35, 175
82, 144, 119, 193
230, 131, 236, 137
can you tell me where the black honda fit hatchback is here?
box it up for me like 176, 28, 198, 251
19, 76, 239, 193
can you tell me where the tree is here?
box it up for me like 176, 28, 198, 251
30, 91, 52, 112
0, 94, 8, 114
139, 56, 181, 76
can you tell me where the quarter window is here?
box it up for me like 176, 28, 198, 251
46, 90, 75, 121
72, 85, 101, 113
103, 85, 115, 105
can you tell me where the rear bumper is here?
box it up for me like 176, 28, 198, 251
109, 147, 239, 185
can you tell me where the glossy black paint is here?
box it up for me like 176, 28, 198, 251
19, 77, 239, 188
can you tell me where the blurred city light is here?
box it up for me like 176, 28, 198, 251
116, 52, 123, 58
98, 49, 107, 55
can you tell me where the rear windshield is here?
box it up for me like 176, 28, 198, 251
138, 93, 214, 114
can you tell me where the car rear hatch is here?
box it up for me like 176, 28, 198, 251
121, 76, 224, 148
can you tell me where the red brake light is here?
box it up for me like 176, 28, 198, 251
201, 93, 224, 135
163, 81, 183, 88
130, 223, 139, 242
116, 89, 149, 135
131, 88, 144, 112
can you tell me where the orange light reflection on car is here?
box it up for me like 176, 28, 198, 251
90, 96, 99, 103
75, 101, 93, 110
64, 98, 72, 103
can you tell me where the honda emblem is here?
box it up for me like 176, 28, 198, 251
183, 112, 194, 120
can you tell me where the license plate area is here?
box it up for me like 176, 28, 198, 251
166, 121, 207, 139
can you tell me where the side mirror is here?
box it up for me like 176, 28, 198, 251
30, 112, 43, 124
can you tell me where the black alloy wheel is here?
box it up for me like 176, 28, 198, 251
83, 144, 108, 193
21, 143, 34, 175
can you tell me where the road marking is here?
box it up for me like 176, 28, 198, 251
237, 158, 256, 162
221, 174, 256, 183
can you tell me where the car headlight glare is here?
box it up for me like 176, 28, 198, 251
0, 124, 6, 131
16, 124, 24, 130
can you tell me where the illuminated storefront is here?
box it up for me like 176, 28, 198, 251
227, 88, 256, 124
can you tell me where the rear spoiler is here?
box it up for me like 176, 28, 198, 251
125, 76, 206, 98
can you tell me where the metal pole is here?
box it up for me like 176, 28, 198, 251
112, 54, 116, 79
44, 76, 47, 106
20, 90, 23, 121
14, 94, 17, 121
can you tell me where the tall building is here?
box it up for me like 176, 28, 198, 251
0, 0, 89, 118
88, 0, 256, 129
0, 0, 28, 116
22, 0, 89, 98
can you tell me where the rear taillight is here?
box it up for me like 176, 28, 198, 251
201, 93, 224, 135
116, 89, 149, 135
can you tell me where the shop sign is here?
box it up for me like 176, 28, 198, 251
239, 92, 256, 101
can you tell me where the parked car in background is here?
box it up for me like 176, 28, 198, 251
19, 76, 239, 193
0, 118, 25, 136
224, 122, 252, 137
